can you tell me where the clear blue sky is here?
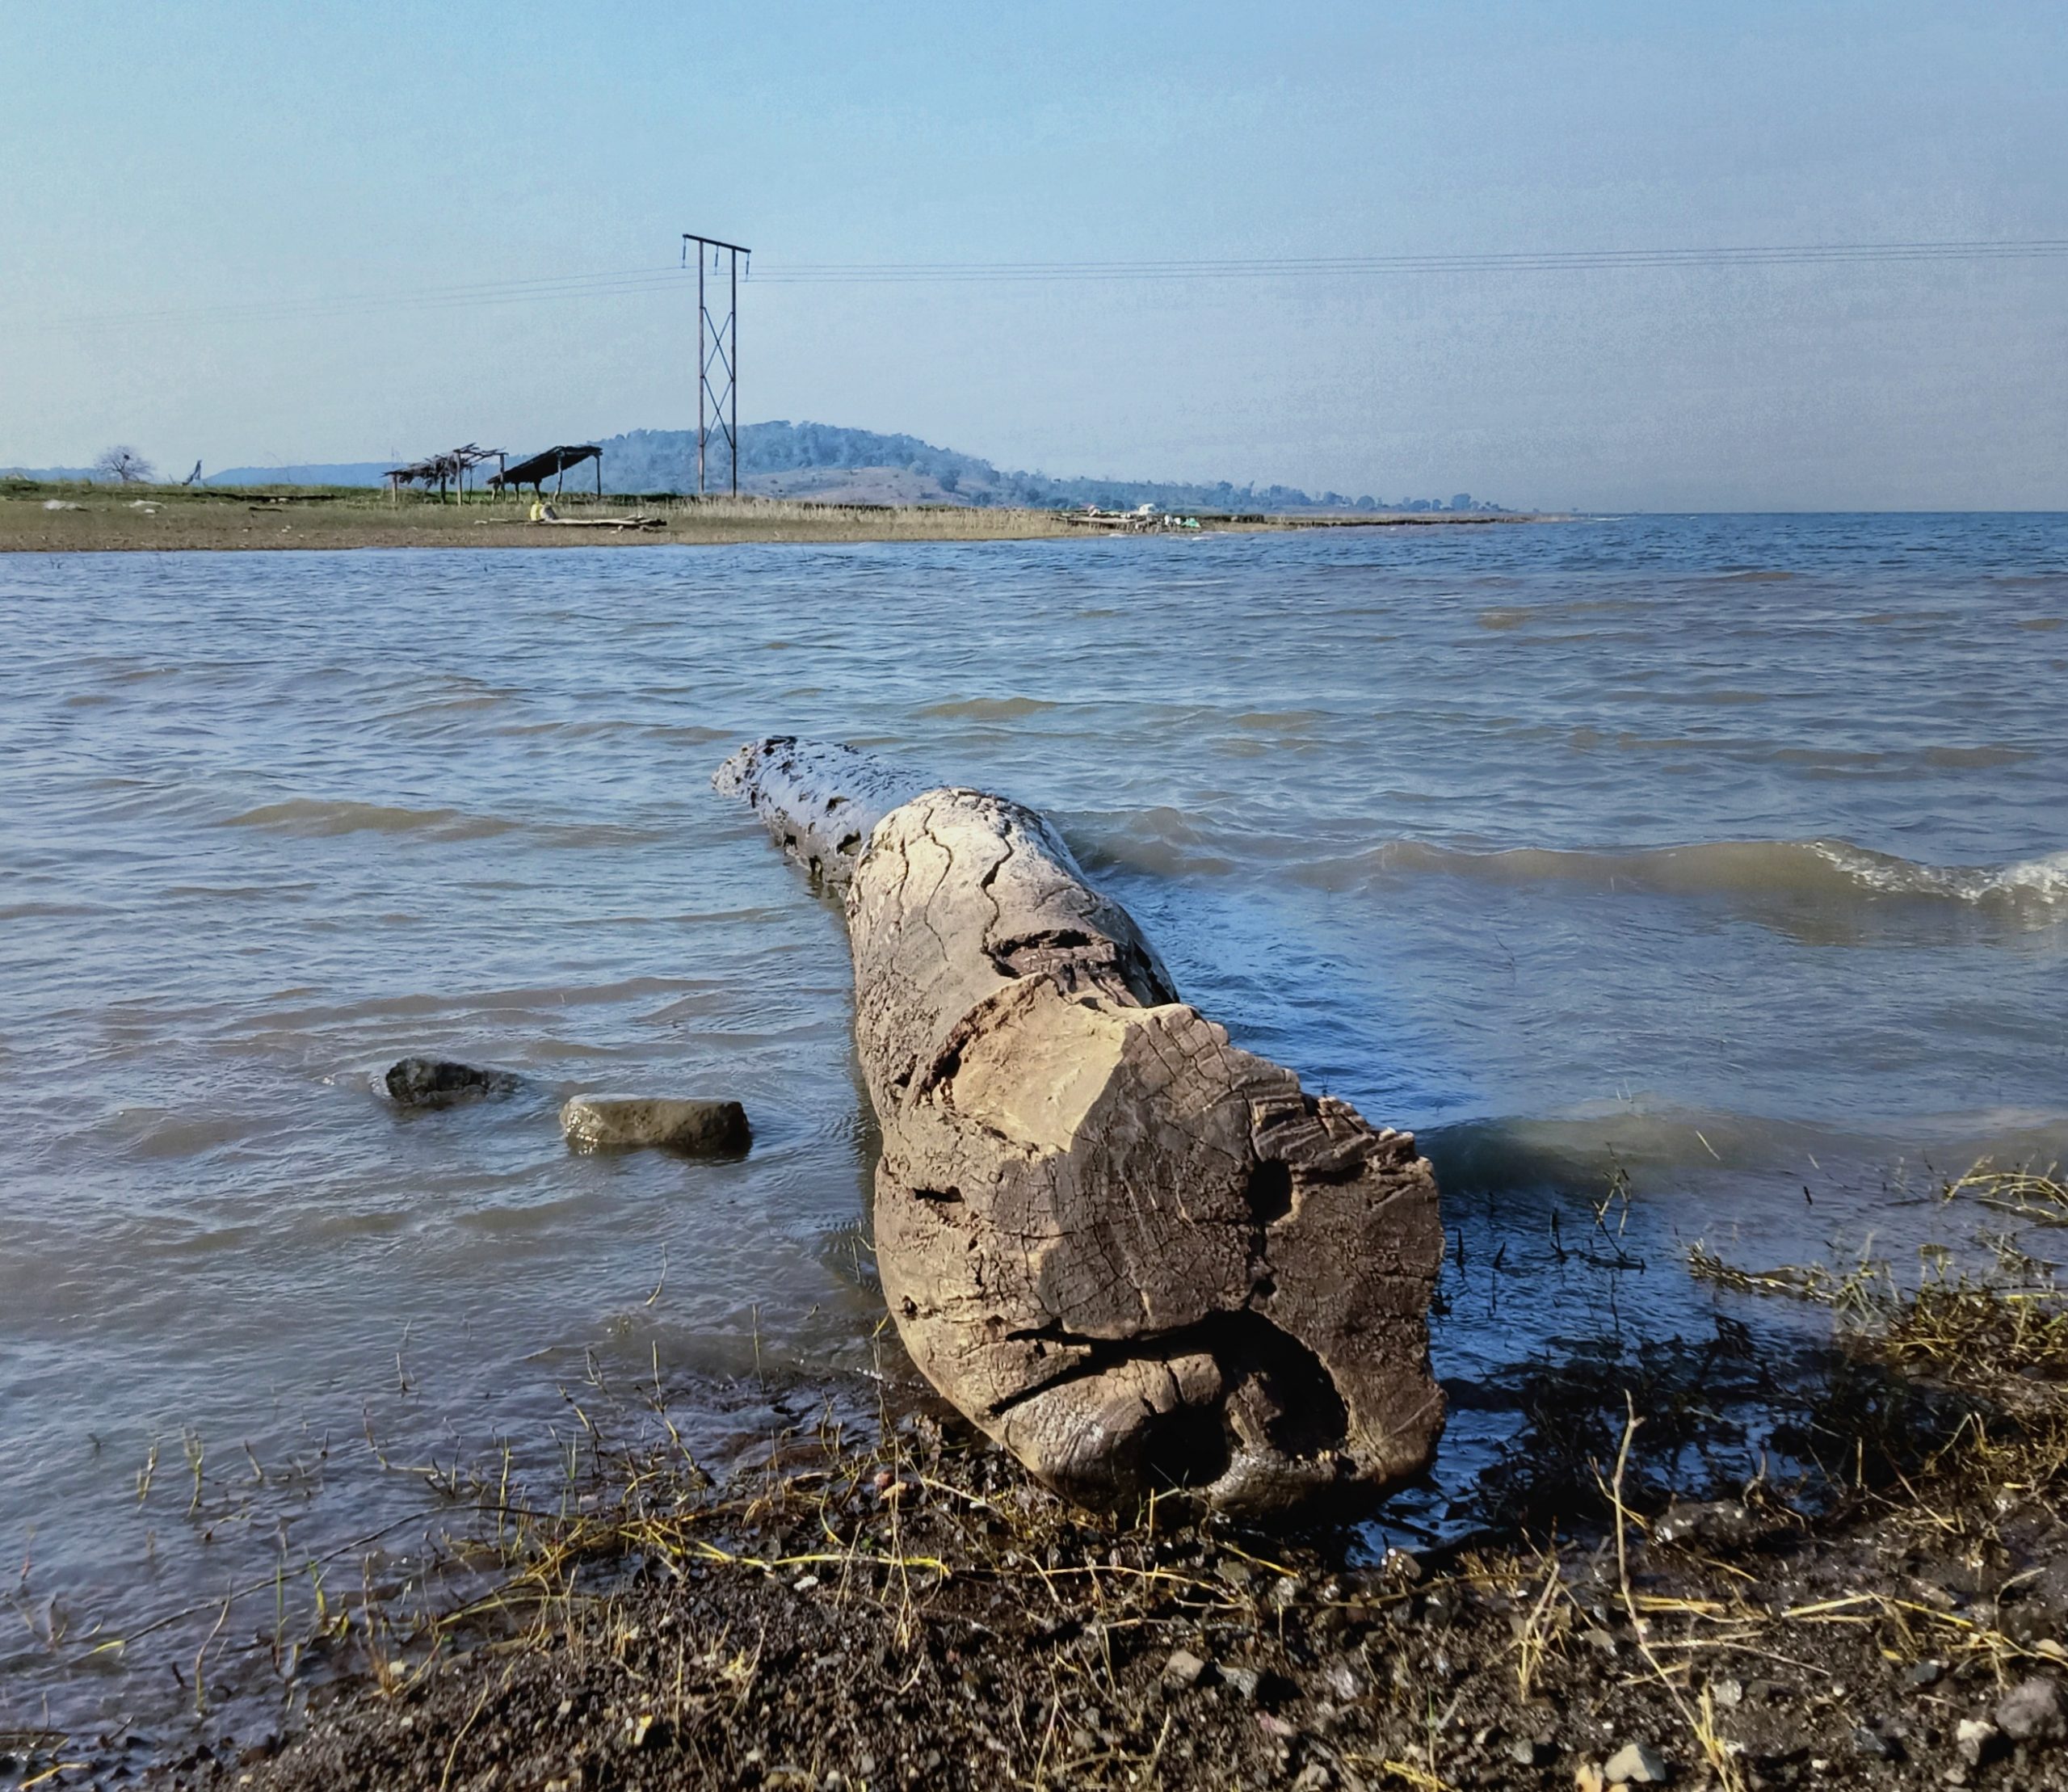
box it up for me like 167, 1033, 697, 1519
3, 2, 2064, 508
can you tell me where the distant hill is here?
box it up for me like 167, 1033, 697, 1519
204, 461, 396, 487
594, 424, 1498, 514
192, 423, 1501, 513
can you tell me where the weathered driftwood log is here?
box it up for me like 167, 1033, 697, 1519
716, 738, 1443, 1516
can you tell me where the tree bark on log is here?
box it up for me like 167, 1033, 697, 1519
716, 737, 1443, 1516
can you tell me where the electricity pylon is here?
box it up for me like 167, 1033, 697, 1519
683, 233, 750, 496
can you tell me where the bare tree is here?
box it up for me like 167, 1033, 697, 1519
93, 446, 155, 485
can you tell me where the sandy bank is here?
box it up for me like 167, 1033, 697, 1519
0, 484, 1549, 553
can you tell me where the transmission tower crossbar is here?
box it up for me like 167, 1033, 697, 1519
683, 232, 750, 496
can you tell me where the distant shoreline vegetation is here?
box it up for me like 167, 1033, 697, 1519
7, 421, 1503, 515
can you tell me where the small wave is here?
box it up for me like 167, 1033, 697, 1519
914, 696, 1060, 721
1921, 746, 2033, 769
1229, 709, 1329, 731
106, 1106, 267, 1162
643, 723, 737, 746
1360, 837, 2068, 915
221, 799, 519, 840
0, 901, 115, 922
161, 881, 318, 899
373, 692, 512, 721
303, 1209, 412, 1242
494, 717, 646, 740
223, 974, 700, 1034
1425, 1106, 1856, 1191
1073, 806, 1242, 879
528, 820, 672, 850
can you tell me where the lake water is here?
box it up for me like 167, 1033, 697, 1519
4, 515, 2066, 1746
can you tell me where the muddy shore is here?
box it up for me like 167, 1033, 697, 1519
88, 1205, 2066, 1792
122, 1412, 2068, 1792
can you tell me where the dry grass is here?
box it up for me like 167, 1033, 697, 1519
1601, 1401, 1748, 1792
1688, 1159, 2068, 1521
1683, 1246, 1847, 1302
58, 1385, 1301, 1743
1508, 1547, 1570, 1704
427, 1402, 1278, 1670
1942, 1159, 2068, 1228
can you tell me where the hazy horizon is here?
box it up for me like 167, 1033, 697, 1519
4, 2, 2065, 511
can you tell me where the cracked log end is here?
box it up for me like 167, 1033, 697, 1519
718, 742, 1444, 1519
878, 981, 1444, 1516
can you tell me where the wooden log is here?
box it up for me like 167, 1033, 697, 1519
716, 738, 1444, 1516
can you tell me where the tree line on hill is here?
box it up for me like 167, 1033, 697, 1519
599, 423, 1500, 513
10, 423, 1503, 514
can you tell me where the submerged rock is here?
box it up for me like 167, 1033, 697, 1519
560, 1096, 750, 1156
385, 1058, 522, 1109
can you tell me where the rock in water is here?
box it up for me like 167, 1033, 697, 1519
715, 738, 1444, 1518
385, 1058, 522, 1109
560, 1096, 750, 1156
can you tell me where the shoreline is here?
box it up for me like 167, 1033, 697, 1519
0, 482, 1553, 553
103, 1189, 2068, 1791
142, 1363, 2068, 1792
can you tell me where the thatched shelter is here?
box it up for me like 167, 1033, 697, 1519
384, 444, 506, 500
490, 445, 603, 497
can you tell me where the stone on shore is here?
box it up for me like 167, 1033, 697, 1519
560, 1096, 750, 1156
1955, 1717, 1999, 1766
385, 1058, 523, 1109
1995, 1676, 2068, 1746
1603, 1739, 1670, 1784
1160, 1647, 1208, 1691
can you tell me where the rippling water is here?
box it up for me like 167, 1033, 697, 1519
4, 515, 2066, 1742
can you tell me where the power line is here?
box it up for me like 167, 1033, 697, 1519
756, 238, 2068, 282
11, 236, 2066, 340
34, 267, 687, 335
